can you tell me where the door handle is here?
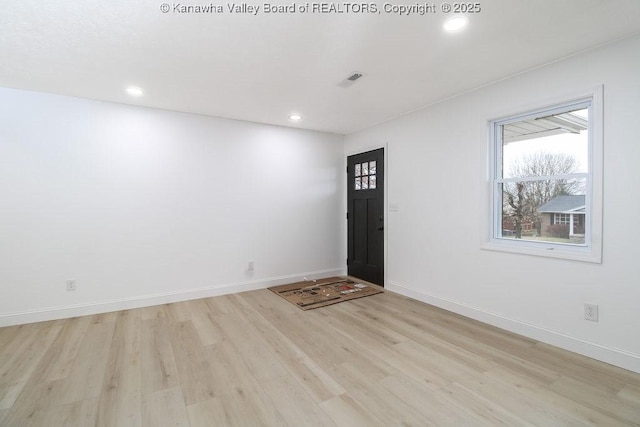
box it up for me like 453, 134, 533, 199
378, 217, 384, 231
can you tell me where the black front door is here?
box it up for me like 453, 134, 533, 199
347, 148, 384, 286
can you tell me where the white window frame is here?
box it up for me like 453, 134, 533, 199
483, 87, 603, 263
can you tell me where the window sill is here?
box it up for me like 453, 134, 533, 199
482, 239, 602, 263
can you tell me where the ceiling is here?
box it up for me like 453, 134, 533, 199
1, 0, 639, 135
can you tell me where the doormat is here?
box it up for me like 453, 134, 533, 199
268, 277, 383, 311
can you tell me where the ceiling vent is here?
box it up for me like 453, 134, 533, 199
337, 72, 365, 88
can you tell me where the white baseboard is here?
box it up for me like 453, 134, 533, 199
386, 280, 640, 375
0, 268, 343, 327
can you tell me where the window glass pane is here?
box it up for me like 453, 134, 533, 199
370, 174, 376, 189
355, 164, 361, 177
369, 161, 376, 175
362, 162, 369, 175
502, 108, 588, 179
355, 177, 361, 190
361, 176, 369, 189
500, 178, 586, 245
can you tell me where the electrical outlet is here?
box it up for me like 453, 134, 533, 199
584, 303, 598, 322
66, 280, 76, 292
247, 261, 254, 271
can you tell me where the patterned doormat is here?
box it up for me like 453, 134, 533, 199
268, 277, 383, 311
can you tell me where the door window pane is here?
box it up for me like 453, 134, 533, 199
354, 161, 377, 191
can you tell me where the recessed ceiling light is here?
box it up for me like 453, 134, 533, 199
126, 86, 144, 96
443, 16, 469, 32
289, 114, 302, 121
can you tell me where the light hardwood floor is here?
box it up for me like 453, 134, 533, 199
1, 285, 640, 426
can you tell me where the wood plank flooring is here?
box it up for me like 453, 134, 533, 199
1, 286, 640, 426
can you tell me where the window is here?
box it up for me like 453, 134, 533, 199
354, 160, 376, 190
554, 213, 572, 225
486, 88, 603, 262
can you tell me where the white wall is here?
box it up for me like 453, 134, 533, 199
0, 88, 344, 325
344, 35, 640, 373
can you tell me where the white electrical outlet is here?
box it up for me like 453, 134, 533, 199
248, 261, 254, 271
584, 303, 598, 322
66, 280, 76, 292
